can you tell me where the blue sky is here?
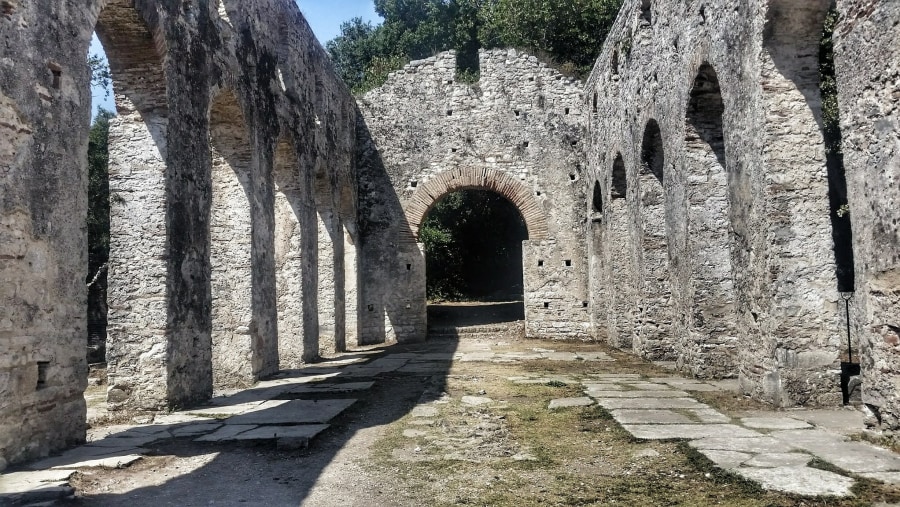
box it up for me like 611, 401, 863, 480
91, 0, 381, 117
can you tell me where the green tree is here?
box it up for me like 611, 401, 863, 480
86, 108, 114, 356
327, 0, 624, 94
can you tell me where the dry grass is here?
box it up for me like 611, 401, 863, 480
368, 344, 900, 507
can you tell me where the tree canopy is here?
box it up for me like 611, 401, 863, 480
326, 0, 624, 93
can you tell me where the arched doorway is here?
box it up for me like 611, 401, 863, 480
405, 168, 548, 335
636, 120, 675, 360
683, 63, 737, 377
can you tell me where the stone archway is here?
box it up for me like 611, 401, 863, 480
404, 168, 550, 242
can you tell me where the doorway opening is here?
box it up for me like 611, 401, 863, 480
422, 189, 528, 330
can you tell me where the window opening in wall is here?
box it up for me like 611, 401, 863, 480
640, 0, 652, 24
410, 180, 418, 188
368, 304, 374, 312
564, 107, 570, 115
523, 141, 529, 148
612, 154, 627, 198
565, 259, 572, 267
536, 190, 542, 196
611, 51, 619, 75
514, 110, 520, 117
569, 173, 577, 181
36, 361, 50, 390
582, 301, 589, 308
49, 63, 62, 89
592, 181, 603, 222
820, 8, 855, 292
538, 259, 544, 267
446, 110, 453, 116
543, 302, 550, 309
451, 148, 457, 153
592, 93, 598, 113
406, 263, 412, 271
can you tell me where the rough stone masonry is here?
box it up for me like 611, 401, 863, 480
0, 0, 897, 471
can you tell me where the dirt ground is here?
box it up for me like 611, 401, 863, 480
63, 338, 900, 507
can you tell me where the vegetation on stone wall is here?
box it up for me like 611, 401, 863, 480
327, 0, 624, 94
421, 190, 527, 302
819, 8, 855, 292
87, 108, 114, 359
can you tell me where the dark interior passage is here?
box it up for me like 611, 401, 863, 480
421, 189, 528, 303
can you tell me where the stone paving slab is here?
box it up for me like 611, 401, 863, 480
741, 417, 813, 430
152, 413, 216, 425
581, 382, 625, 390
188, 400, 270, 416
411, 405, 440, 418
287, 381, 375, 394
627, 382, 674, 391
544, 352, 579, 361
0, 470, 76, 504
860, 472, 900, 484
229, 424, 330, 449
734, 466, 854, 497
195, 425, 259, 442
226, 399, 356, 425
49, 454, 143, 470
461, 396, 493, 406
697, 449, 751, 469
621, 424, 762, 440
548, 397, 594, 409
585, 389, 691, 398
170, 422, 223, 438
689, 436, 797, 454
590, 374, 641, 379
27, 446, 149, 471
397, 362, 449, 374
595, 398, 704, 410
689, 408, 732, 423
85, 434, 164, 448
611, 409, 694, 425
743, 452, 811, 468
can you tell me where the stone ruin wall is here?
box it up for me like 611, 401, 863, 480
834, 0, 900, 427
356, 49, 591, 342
585, 0, 900, 412
585, 0, 842, 405
0, 0, 358, 468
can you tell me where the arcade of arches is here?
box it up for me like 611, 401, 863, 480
1, 0, 898, 468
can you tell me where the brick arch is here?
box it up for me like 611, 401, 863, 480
404, 168, 550, 242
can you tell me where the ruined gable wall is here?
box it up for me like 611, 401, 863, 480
835, 0, 900, 426
0, 0, 357, 467
357, 49, 590, 342
585, 0, 844, 406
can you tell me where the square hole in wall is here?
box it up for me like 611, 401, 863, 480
447, 110, 453, 116
36, 361, 50, 390
564, 107, 570, 115
582, 301, 588, 308
48, 63, 62, 89
523, 141, 529, 148
514, 110, 520, 117
538, 260, 544, 267
367, 304, 374, 312
543, 302, 550, 309
406, 263, 412, 271
569, 174, 576, 181
565, 259, 572, 267
536, 191, 542, 196
410, 180, 418, 188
